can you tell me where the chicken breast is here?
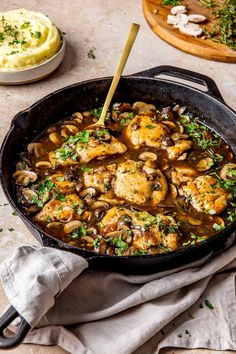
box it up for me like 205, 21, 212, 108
100, 207, 179, 252
82, 160, 168, 207
49, 130, 127, 167
166, 140, 193, 160
125, 115, 169, 149
180, 175, 230, 215
49, 174, 76, 194
35, 194, 83, 222
113, 160, 168, 206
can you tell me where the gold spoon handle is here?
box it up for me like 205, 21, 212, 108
98, 23, 140, 126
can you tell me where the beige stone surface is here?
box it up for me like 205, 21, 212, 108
0, 0, 235, 353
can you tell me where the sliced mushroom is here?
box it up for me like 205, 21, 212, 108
13, 170, 37, 186
35, 161, 52, 169
196, 158, 214, 171
169, 184, 177, 198
90, 200, 110, 210
81, 211, 92, 221
188, 14, 207, 23
27, 143, 45, 158
178, 22, 203, 37
49, 132, 62, 145
82, 236, 94, 244
162, 121, 176, 129
187, 217, 202, 226
79, 187, 97, 204
138, 104, 157, 116
64, 220, 83, 234
61, 127, 70, 138
120, 225, 133, 244
106, 230, 122, 238
82, 111, 92, 119
170, 5, 187, 15
220, 163, 236, 180
47, 126, 57, 133
47, 222, 63, 229
139, 152, 157, 162
167, 14, 180, 26
86, 227, 98, 235
22, 189, 38, 204
72, 112, 84, 123
177, 153, 188, 161
75, 182, 83, 193
63, 125, 79, 134
132, 101, 146, 111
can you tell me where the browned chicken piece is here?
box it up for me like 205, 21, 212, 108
180, 175, 230, 215
83, 166, 115, 193
171, 165, 198, 186
113, 160, 168, 206
76, 135, 127, 163
49, 131, 127, 168
165, 140, 193, 160
125, 115, 169, 149
49, 174, 76, 194
100, 207, 179, 252
35, 194, 83, 223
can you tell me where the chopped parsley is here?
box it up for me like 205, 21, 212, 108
132, 250, 148, 256
213, 223, 225, 231
162, 0, 181, 5
87, 47, 96, 59
146, 124, 155, 129
185, 119, 221, 150
34, 31, 41, 39
112, 237, 129, 255
8, 228, 14, 232
93, 238, 100, 248
12, 211, 17, 216
71, 226, 86, 239
204, 299, 214, 310
67, 130, 90, 144
0, 228, 3, 232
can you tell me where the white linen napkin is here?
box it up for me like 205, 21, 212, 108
0, 243, 236, 354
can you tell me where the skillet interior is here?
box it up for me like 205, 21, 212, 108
1, 73, 236, 274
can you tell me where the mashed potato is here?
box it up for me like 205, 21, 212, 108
0, 9, 61, 71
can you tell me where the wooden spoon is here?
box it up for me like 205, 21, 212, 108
87, 23, 140, 130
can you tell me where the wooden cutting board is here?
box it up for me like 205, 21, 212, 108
143, 0, 236, 62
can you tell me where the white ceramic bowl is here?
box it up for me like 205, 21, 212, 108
0, 32, 65, 85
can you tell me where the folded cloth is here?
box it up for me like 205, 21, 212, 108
0, 243, 236, 354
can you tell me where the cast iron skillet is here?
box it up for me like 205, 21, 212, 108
0, 66, 236, 348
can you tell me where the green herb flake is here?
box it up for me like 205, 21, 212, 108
0, 32, 4, 41
204, 299, 214, 310
177, 333, 182, 338
213, 223, 225, 231
132, 250, 148, 256
162, 0, 181, 5
146, 124, 155, 129
8, 228, 14, 232
12, 211, 17, 216
34, 31, 41, 39
56, 176, 65, 182
55, 194, 67, 202
0, 228, 3, 232
87, 47, 96, 59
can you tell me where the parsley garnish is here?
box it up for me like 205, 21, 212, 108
146, 124, 155, 129
34, 31, 41, 39
87, 47, 96, 59
213, 223, 225, 231
204, 299, 214, 310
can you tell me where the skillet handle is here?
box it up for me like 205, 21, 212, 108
133, 65, 225, 103
0, 305, 31, 349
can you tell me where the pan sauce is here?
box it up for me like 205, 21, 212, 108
13, 101, 236, 256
